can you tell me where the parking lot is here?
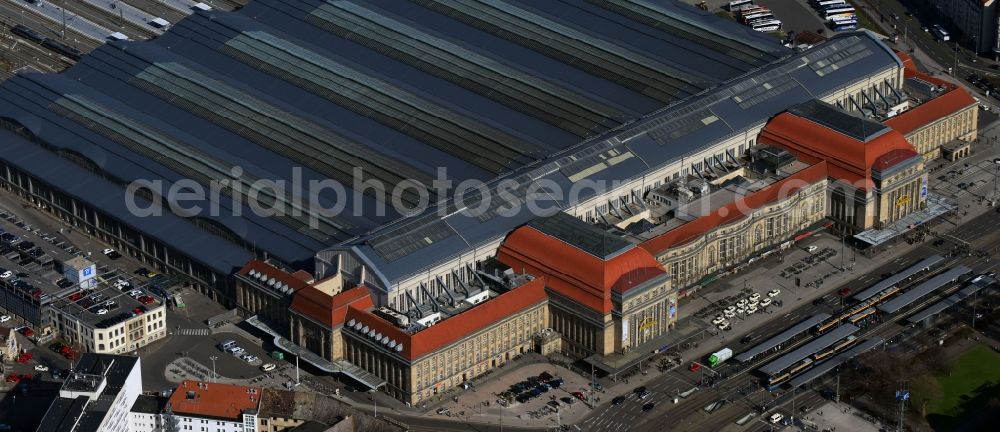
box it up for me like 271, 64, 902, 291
682, 233, 885, 348
428, 362, 594, 426
683, 0, 849, 36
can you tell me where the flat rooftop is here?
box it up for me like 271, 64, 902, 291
527, 213, 633, 260
41, 354, 140, 432
787, 99, 889, 142
759, 324, 859, 377
877, 266, 972, 314
735, 313, 831, 363
852, 255, 944, 302
907, 276, 995, 324
787, 337, 884, 388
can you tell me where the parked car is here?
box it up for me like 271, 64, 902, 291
767, 289, 781, 297
642, 402, 655, 412
102, 248, 122, 259
34, 365, 48, 372
612, 395, 626, 405
0, 315, 9, 323
261, 363, 276, 372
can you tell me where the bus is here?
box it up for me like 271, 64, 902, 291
824, 6, 855, 20
729, 0, 754, 11
750, 19, 782, 32
932, 25, 950, 41
740, 8, 772, 22
812, 0, 846, 8
737, 5, 766, 17
832, 23, 857, 31
831, 17, 858, 26
745, 14, 776, 25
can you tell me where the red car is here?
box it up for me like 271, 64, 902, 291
16, 352, 33, 363
572, 391, 587, 401
138, 296, 155, 305
19, 328, 34, 338
688, 362, 701, 373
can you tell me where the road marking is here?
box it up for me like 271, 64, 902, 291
175, 328, 210, 336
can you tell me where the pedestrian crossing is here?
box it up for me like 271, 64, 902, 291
175, 328, 211, 336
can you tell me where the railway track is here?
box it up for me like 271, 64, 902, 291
0, 6, 100, 78
626, 229, 1000, 432
61, 0, 158, 41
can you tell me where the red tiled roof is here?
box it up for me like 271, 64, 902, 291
884, 87, 977, 136
640, 161, 829, 254
873, 148, 920, 172
290, 285, 373, 329
166, 381, 260, 421
887, 50, 976, 141
237, 260, 310, 293
896, 50, 915, 71
344, 276, 548, 360
760, 114, 915, 190
497, 228, 665, 314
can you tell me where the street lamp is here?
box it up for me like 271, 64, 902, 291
209, 356, 217, 383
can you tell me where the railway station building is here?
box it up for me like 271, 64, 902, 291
0, 0, 985, 405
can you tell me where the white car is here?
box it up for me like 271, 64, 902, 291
747, 306, 758, 315
228, 346, 245, 355
736, 299, 748, 307
711, 316, 726, 325
724, 306, 736, 314
0, 271, 12, 279
0, 315, 9, 323
95, 308, 108, 315
749, 292, 761, 302
760, 298, 772, 307
767, 289, 781, 298
718, 323, 732, 331
806, 245, 818, 252
736, 306, 746, 315
770, 413, 784, 424
34, 364, 49, 372
261, 363, 276, 372
724, 310, 735, 318
242, 354, 259, 363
